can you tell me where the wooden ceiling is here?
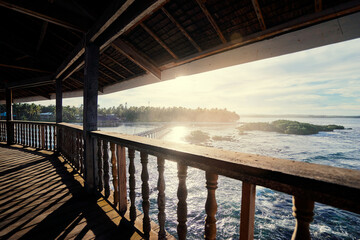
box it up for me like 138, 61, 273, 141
0, 0, 359, 101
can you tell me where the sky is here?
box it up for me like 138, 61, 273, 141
37, 38, 360, 115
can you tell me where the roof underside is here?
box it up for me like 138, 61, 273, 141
0, 0, 360, 101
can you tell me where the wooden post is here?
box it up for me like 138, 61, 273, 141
240, 182, 256, 240
291, 196, 314, 240
177, 163, 188, 240
141, 152, 151, 239
128, 148, 136, 222
5, 88, 13, 145
83, 42, 99, 193
157, 157, 166, 239
56, 77, 62, 152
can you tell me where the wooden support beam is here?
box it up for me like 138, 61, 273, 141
0, 63, 52, 73
112, 39, 161, 79
103, 53, 134, 74
99, 69, 118, 83
99, 62, 125, 79
6, 75, 55, 89
251, 0, 266, 30
83, 42, 99, 192
88, 0, 135, 42
100, 0, 169, 50
194, 0, 226, 44
315, 0, 322, 12
140, 22, 178, 59
25, 88, 51, 99
0, 0, 87, 32
36, 22, 48, 54
162, 7, 202, 52
240, 182, 256, 240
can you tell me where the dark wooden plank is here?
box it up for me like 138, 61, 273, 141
194, 0, 226, 44
251, 0, 266, 30
140, 22, 178, 59
0, 0, 87, 32
112, 39, 161, 79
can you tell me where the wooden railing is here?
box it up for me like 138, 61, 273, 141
3, 121, 360, 239
0, 120, 7, 142
11, 120, 57, 151
90, 128, 360, 240
57, 123, 84, 174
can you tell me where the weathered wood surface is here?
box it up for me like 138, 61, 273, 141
0, 144, 145, 239
90, 129, 360, 214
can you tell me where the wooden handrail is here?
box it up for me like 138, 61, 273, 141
90, 130, 360, 214
10, 120, 57, 125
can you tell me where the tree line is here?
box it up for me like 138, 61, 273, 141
1, 103, 240, 122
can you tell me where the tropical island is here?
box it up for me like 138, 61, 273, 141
238, 120, 345, 135
0, 103, 240, 123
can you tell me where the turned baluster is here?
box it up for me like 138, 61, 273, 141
141, 152, 151, 239
22, 123, 24, 145
103, 140, 110, 198
291, 196, 314, 240
33, 124, 36, 147
75, 132, 80, 169
117, 145, 127, 214
41, 125, 45, 149
157, 157, 166, 240
128, 148, 136, 222
177, 163, 188, 240
49, 126, 53, 150
30, 124, 33, 147
80, 134, 84, 173
205, 172, 218, 240
110, 142, 119, 205
45, 125, 48, 150
97, 138, 103, 191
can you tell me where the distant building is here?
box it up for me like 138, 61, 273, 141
39, 112, 54, 121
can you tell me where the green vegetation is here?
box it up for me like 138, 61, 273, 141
1, 103, 239, 123
185, 130, 210, 145
238, 120, 345, 135
212, 135, 235, 141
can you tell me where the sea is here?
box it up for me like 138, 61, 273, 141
99, 117, 360, 239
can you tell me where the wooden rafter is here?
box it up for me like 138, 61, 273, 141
6, 76, 55, 89
194, 0, 226, 44
140, 23, 178, 59
99, 69, 118, 83
315, 0, 322, 12
0, 63, 51, 73
0, 0, 86, 32
99, 62, 125, 79
88, 0, 135, 42
161, 7, 201, 52
251, 0, 266, 30
36, 22, 48, 54
25, 89, 51, 99
103, 53, 134, 75
112, 39, 161, 79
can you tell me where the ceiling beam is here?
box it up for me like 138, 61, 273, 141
25, 89, 51, 99
0, 63, 52, 73
315, 0, 322, 12
88, 0, 135, 42
251, 0, 266, 30
0, 0, 87, 32
112, 39, 161, 80
6, 75, 55, 89
36, 22, 48, 54
99, 69, 119, 83
194, 0, 226, 44
162, 7, 201, 52
103, 53, 134, 74
99, 62, 126, 79
140, 23, 178, 59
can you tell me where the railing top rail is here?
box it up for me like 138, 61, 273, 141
11, 120, 57, 125
57, 122, 83, 131
91, 130, 360, 214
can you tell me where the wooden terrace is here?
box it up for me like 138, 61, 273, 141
1, 0, 360, 239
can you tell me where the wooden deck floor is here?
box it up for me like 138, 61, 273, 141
0, 144, 143, 240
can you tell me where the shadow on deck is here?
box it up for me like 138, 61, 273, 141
0, 144, 140, 240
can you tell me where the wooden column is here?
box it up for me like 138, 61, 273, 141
177, 163, 188, 240
83, 42, 99, 192
291, 196, 314, 240
5, 88, 13, 145
157, 157, 166, 239
56, 77, 62, 152
240, 182, 256, 240
117, 145, 127, 215
205, 172, 218, 240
